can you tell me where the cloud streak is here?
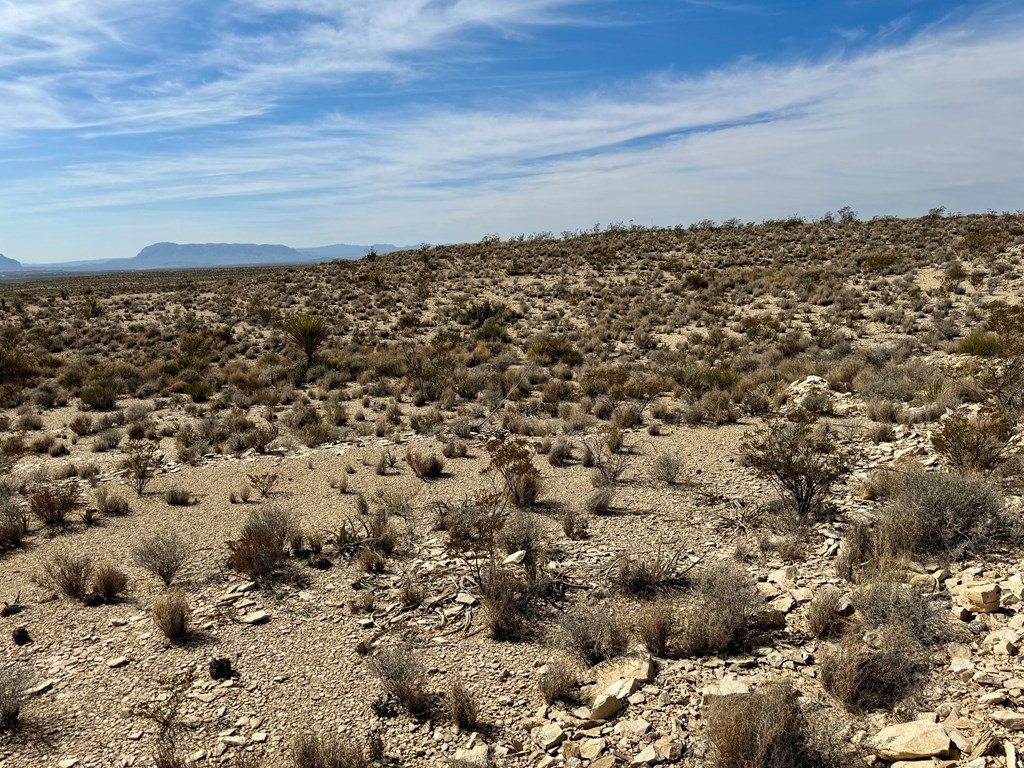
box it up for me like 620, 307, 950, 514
1, 4, 1022, 261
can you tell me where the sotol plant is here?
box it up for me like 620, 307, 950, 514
283, 315, 331, 367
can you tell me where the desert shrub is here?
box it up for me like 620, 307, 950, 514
122, 439, 164, 495
0, 498, 27, 551
850, 581, 942, 643
558, 605, 629, 665
806, 587, 849, 639
248, 472, 279, 498
134, 530, 189, 586
865, 399, 899, 423
368, 644, 430, 717
152, 590, 191, 640
636, 600, 677, 656
228, 505, 295, 581
446, 678, 478, 729
740, 412, 855, 518
95, 487, 131, 515
0, 664, 32, 731
560, 508, 589, 540
835, 521, 878, 583
406, 449, 444, 480
80, 381, 118, 410
819, 633, 927, 713
497, 512, 545, 572
878, 471, 1009, 561
677, 563, 760, 656
483, 437, 541, 508
650, 452, 682, 484
931, 411, 1015, 475
538, 658, 578, 704
442, 438, 468, 458
479, 565, 539, 641
28, 482, 83, 528
610, 548, 689, 598
164, 486, 191, 506
705, 680, 846, 768
959, 332, 1002, 357
547, 438, 573, 467
589, 448, 629, 487
41, 550, 93, 601
92, 563, 129, 603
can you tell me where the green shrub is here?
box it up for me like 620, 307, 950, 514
741, 412, 855, 518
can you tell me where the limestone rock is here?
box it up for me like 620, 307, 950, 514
992, 710, 1024, 731
960, 583, 1001, 614
239, 610, 270, 625
533, 723, 566, 751
873, 722, 966, 761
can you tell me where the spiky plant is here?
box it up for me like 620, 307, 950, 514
283, 315, 331, 366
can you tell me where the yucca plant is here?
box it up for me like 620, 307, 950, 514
283, 315, 331, 366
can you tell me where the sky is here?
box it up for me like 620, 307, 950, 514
2, 1, 1024, 264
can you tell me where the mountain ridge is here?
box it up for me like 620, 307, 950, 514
8, 242, 408, 273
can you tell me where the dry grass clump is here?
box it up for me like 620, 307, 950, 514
292, 732, 368, 768
0, 664, 32, 731
91, 563, 129, 603
851, 581, 943, 644
0, 493, 27, 551
95, 486, 131, 515
479, 565, 535, 641
806, 587, 849, 640
163, 485, 191, 505
705, 680, 848, 768
558, 605, 629, 665
585, 487, 615, 516
650, 452, 683, 484
406, 448, 444, 479
538, 659, 578, 704
152, 590, 191, 640
677, 563, 760, 656
819, 632, 927, 713
368, 643, 430, 717
446, 678, 478, 730
134, 530, 189, 586
228, 505, 296, 581
636, 600, 678, 656
609, 548, 689, 599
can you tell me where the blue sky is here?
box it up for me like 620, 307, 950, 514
2, 1, 1023, 264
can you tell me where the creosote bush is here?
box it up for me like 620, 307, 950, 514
741, 411, 855, 518
134, 530, 189, 586
28, 482, 83, 528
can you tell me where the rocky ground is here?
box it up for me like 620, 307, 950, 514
2, 215, 1024, 767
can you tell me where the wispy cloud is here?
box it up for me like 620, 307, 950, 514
0, 0, 583, 139
1, 4, 1022, 261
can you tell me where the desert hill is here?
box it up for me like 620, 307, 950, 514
0, 212, 1023, 768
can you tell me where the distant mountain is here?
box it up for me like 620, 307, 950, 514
12, 242, 410, 274
296, 243, 401, 260
0, 253, 21, 271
